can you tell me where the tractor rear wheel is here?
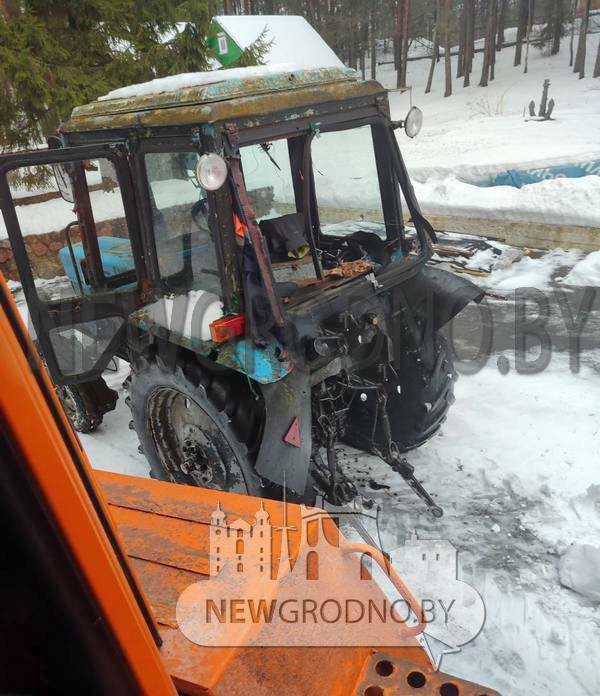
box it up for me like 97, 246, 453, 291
387, 332, 456, 451
127, 356, 263, 495
344, 332, 456, 454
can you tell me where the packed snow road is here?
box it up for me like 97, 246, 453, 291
21, 243, 597, 696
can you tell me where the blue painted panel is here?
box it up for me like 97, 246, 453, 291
215, 338, 292, 384
480, 160, 600, 189
59, 236, 135, 293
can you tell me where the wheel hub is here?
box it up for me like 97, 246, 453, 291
181, 424, 219, 486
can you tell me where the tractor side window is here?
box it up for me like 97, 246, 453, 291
311, 125, 386, 238
145, 151, 221, 298
2, 159, 133, 303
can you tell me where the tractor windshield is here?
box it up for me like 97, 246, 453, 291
232, 119, 409, 303
311, 125, 387, 239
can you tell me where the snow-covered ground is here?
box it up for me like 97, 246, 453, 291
382, 30, 600, 228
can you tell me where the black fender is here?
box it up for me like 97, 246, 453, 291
398, 265, 484, 332
254, 366, 312, 495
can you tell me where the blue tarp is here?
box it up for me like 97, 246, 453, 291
487, 160, 600, 188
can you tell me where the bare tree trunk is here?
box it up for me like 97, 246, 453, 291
370, 5, 377, 80
496, 0, 507, 49
569, 0, 577, 66
479, 0, 494, 85
443, 0, 452, 96
0, 0, 22, 18
524, 0, 534, 73
457, 0, 466, 78
574, 0, 592, 77
489, 0, 498, 80
550, 0, 564, 55
395, 0, 403, 88
514, 0, 528, 65
463, 0, 473, 86
400, 0, 411, 87
425, 0, 440, 93
594, 37, 600, 77
360, 16, 368, 79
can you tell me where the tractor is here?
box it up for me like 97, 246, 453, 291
0, 65, 482, 515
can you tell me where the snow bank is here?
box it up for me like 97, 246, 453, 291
411, 174, 600, 228
559, 543, 600, 601
560, 249, 600, 286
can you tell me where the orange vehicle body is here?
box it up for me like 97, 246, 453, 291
0, 273, 499, 695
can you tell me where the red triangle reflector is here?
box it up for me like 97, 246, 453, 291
283, 417, 301, 448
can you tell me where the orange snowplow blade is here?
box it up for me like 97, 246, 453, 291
97, 471, 500, 696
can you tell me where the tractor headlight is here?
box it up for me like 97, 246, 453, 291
195, 153, 228, 191
404, 106, 423, 138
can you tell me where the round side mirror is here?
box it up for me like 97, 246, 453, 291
404, 106, 423, 138
195, 153, 228, 191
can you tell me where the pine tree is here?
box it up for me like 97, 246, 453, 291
0, 1, 215, 163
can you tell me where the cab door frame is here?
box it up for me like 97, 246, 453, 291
0, 143, 148, 385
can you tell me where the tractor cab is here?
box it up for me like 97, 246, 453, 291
0, 65, 482, 512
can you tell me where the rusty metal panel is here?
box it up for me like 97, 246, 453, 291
63, 77, 385, 133
71, 67, 358, 118
351, 650, 501, 696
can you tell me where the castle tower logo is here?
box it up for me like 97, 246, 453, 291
176, 501, 485, 662
210, 500, 272, 576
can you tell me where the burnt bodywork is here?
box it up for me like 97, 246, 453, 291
0, 66, 483, 512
